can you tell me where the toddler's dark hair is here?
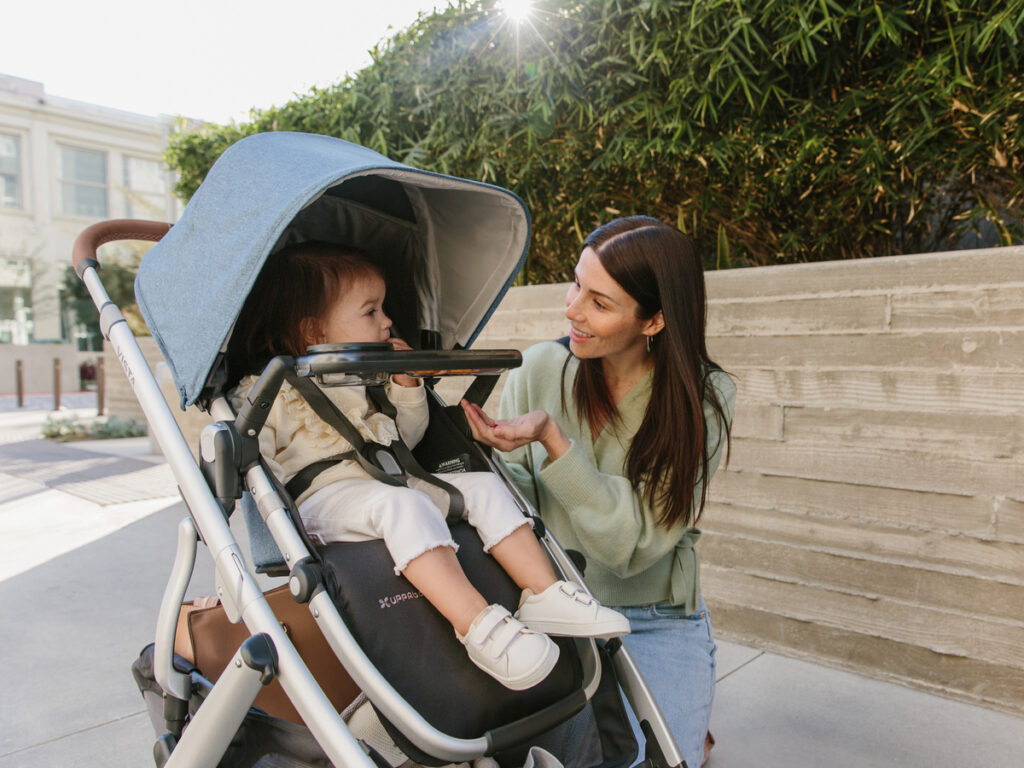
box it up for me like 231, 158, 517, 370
228, 240, 382, 381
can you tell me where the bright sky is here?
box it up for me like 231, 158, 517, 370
2, 0, 450, 124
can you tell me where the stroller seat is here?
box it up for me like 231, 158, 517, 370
323, 523, 583, 762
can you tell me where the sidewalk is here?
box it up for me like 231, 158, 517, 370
0, 404, 1022, 767
0, 390, 99, 413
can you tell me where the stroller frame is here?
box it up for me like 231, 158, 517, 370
72, 139, 686, 768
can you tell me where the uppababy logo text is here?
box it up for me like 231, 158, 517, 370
378, 590, 424, 610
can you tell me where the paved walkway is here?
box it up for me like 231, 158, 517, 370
0, 407, 1021, 767
0, 391, 98, 413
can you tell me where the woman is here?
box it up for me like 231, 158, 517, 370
461, 215, 735, 768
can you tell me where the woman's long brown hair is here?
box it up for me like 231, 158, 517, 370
566, 216, 731, 529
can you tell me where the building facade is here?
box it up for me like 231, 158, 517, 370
0, 74, 184, 347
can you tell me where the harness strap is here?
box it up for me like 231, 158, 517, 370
461, 374, 500, 408
283, 374, 465, 521
366, 386, 466, 521
286, 450, 349, 499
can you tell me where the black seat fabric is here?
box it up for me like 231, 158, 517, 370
320, 522, 582, 761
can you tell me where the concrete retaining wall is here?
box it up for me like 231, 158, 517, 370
469, 246, 1024, 716
104, 246, 1024, 714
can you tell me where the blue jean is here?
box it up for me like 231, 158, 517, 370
614, 599, 716, 768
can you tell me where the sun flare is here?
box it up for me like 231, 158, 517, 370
499, 0, 533, 23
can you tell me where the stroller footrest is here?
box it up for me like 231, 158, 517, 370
486, 687, 588, 754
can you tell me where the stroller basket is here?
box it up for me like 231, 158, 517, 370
72, 132, 687, 768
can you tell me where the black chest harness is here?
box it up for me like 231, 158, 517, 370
282, 373, 467, 522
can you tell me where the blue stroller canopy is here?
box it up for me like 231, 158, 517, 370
136, 132, 531, 407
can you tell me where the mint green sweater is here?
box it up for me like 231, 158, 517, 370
498, 341, 735, 612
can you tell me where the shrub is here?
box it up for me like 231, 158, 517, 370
42, 414, 148, 442
165, 0, 1024, 281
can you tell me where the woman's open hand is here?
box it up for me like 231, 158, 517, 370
460, 400, 571, 459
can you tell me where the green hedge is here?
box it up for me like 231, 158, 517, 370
166, 0, 1023, 282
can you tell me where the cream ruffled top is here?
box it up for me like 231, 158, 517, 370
229, 375, 429, 506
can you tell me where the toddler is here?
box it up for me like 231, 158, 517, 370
229, 240, 628, 690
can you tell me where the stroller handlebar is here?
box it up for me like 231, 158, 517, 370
72, 219, 172, 278
296, 348, 523, 379
235, 349, 522, 445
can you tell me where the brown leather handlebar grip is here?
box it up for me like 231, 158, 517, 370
72, 219, 172, 276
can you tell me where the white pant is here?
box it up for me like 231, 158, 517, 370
299, 471, 531, 574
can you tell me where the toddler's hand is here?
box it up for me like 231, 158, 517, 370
387, 336, 412, 351
387, 336, 420, 387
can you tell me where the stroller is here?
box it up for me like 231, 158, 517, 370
71, 131, 687, 768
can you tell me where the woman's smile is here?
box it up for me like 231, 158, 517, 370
569, 326, 594, 342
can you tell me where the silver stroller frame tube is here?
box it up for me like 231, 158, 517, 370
74, 221, 377, 768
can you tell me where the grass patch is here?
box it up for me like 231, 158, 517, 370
42, 414, 148, 442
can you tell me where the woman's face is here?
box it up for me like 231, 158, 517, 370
564, 247, 657, 364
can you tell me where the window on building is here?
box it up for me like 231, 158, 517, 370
60, 145, 108, 217
0, 134, 21, 209
123, 156, 166, 218
0, 259, 33, 344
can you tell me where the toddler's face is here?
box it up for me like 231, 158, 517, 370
314, 273, 392, 345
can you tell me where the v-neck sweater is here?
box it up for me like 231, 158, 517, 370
498, 341, 735, 611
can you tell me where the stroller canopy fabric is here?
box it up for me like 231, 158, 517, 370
136, 132, 530, 408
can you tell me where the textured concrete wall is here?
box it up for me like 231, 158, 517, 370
467, 246, 1024, 716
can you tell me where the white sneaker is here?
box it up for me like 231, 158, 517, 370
457, 604, 559, 691
516, 581, 630, 639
